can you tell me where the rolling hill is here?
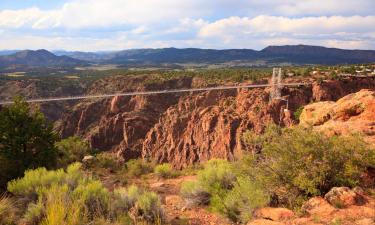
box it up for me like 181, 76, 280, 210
60, 45, 375, 65
0, 49, 85, 68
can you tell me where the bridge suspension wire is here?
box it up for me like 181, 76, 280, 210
0, 82, 306, 105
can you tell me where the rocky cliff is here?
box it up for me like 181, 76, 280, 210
56, 76, 375, 168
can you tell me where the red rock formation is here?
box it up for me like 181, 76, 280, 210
56, 76, 375, 168
300, 89, 375, 145
142, 88, 306, 168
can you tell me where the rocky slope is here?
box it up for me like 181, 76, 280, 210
56, 76, 375, 168
300, 89, 375, 145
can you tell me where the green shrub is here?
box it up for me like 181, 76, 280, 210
242, 125, 375, 208
198, 159, 236, 191
95, 153, 120, 171
154, 163, 175, 179
125, 159, 154, 177
56, 136, 93, 168
293, 106, 304, 121
73, 180, 110, 218
135, 191, 163, 223
0, 195, 18, 225
223, 177, 268, 223
7, 163, 84, 201
23, 199, 45, 225
112, 185, 163, 223
180, 159, 267, 223
180, 181, 210, 207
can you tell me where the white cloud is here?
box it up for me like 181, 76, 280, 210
199, 16, 375, 38
196, 16, 375, 49
0, 0, 374, 50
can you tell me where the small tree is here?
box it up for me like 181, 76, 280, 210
0, 97, 57, 189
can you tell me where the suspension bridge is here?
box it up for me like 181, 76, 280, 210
0, 68, 308, 105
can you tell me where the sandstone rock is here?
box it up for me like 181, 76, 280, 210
255, 207, 295, 221
247, 219, 286, 225
301, 197, 336, 216
324, 187, 366, 207
355, 218, 375, 225
300, 89, 375, 145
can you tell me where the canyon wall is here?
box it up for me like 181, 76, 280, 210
56, 77, 375, 168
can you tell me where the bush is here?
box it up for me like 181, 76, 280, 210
7, 163, 84, 201
56, 136, 93, 168
0, 97, 57, 189
135, 191, 163, 223
180, 159, 268, 223
0, 195, 18, 225
197, 159, 236, 191
293, 106, 304, 121
154, 163, 175, 179
242, 124, 375, 208
223, 177, 268, 223
23, 199, 45, 225
6, 163, 164, 224
95, 153, 120, 170
180, 181, 210, 207
73, 180, 110, 218
125, 159, 154, 177
112, 185, 164, 223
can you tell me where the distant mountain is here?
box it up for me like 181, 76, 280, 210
0, 50, 19, 56
53, 50, 115, 62
0, 50, 85, 68
261, 45, 375, 64
107, 48, 259, 64
57, 45, 375, 65
1, 45, 375, 67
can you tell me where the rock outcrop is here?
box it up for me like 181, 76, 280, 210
248, 187, 375, 225
300, 89, 375, 145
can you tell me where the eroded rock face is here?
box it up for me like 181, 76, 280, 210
142, 88, 297, 168
56, 76, 375, 168
56, 76, 189, 159
300, 89, 375, 145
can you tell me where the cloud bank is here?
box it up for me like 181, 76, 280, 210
0, 0, 374, 51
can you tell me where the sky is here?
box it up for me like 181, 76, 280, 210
0, 0, 374, 51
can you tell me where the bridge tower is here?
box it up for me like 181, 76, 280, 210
269, 67, 283, 101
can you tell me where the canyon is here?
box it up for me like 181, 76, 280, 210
54, 75, 375, 168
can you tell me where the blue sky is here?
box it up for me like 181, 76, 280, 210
0, 0, 374, 51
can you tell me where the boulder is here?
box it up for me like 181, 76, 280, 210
254, 207, 295, 221
82, 155, 95, 167
324, 187, 366, 207
247, 219, 286, 225
301, 197, 336, 216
